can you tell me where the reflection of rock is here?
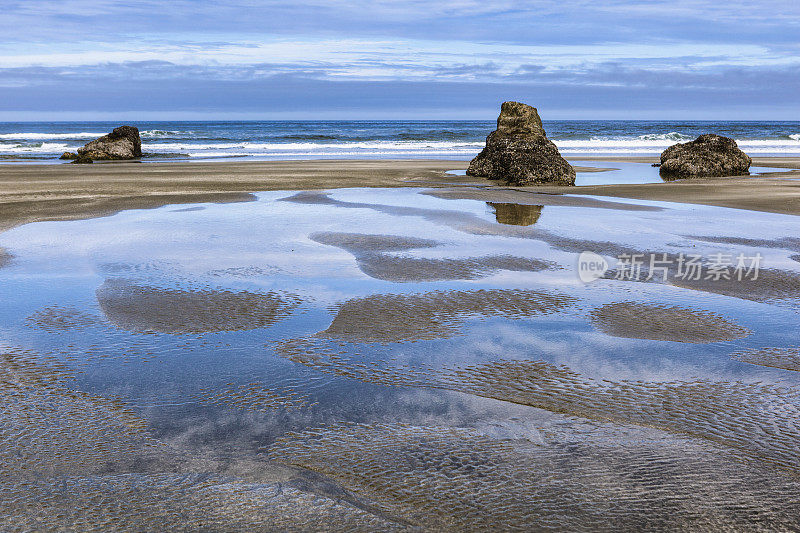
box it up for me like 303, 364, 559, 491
96, 280, 300, 334
467, 102, 575, 186
659, 134, 751, 179
78, 125, 142, 160
310, 231, 554, 282
487, 202, 543, 226
321, 289, 576, 342
590, 302, 751, 343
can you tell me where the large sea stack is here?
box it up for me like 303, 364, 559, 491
659, 134, 751, 179
467, 102, 575, 186
78, 126, 142, 160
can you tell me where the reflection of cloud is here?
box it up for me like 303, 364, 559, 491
731, 346, 800, 372
310, 231, 555, 282
319, 288, 576, 342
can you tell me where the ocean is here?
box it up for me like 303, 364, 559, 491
1, 120, 800, 162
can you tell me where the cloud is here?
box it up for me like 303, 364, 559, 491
1, 1, 798, 117
1, 61, 798, 119
3, 1, 799, 44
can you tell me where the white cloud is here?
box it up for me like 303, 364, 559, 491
0, 37, 787, 83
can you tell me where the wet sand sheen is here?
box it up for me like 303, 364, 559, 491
589, 302, 751, 343
1, 158, 799, 238
1, 160, 799, 530
321, 289, 577, 342
310, 231, 556, 282
275, 341, 800, 472
270, 422, 800, 531
730, 347, 800, 372
96, 280, 301, 334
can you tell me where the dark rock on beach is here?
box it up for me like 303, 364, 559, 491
59, 152, 78, 160
78, 125, 142, 160
659, 134, 751, 179
71, 154, 94, 164
467, 101, 575, 186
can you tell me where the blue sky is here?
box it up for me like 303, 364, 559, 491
1, 0, 799, 120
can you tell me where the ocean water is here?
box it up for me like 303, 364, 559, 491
1, 120, 800, 161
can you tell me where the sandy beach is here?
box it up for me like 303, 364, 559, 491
3, 155, 800, 530
5, 0, 800, 527
1, 157, 799, 235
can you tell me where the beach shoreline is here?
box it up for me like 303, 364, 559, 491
1, 157, 799, 235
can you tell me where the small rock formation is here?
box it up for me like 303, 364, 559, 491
59, 152, 78, 160
467, 102, 575, 186
78, 126, 142, 160
71, 154, 93, 164
659, 134, 751, 179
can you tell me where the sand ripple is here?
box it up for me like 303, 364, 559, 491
731, 346, 800, 372
590, 301, 751, 343
96, 280, 301, 334
317, 288, 576, 343
311, 231, 555, 282
271, 422, 800, 531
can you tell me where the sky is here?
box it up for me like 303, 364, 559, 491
1, 0, 799, 120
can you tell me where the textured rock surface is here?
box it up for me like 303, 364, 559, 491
467, 102, 575, 186
78, 126, 142, 160
71, 154, 94, 164
660, 134, 751, 179
59, 152, 78, 160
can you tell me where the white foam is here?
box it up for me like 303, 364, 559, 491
0, 132, 104, 140
140, 130, 195, 138
145, 141, 485, 152
0, 142, 72, 153
2, 132, 800, 158
635, 132, 693, 142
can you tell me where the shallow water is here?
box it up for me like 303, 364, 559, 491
1, 185, 799, 530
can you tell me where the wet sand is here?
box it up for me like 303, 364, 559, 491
96, 280, 301, 334
1, 157, 799, 237
589, 302, 751, 343
3, 160, 800, 530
